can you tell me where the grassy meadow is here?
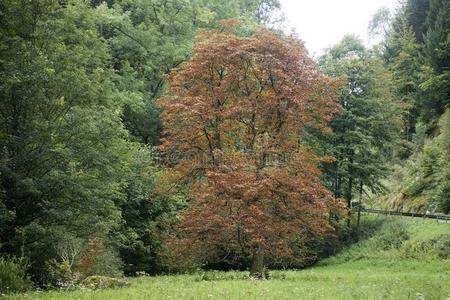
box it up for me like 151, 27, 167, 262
6, 217, 450, 300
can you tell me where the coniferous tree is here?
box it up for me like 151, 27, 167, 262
318, 36, 401, 218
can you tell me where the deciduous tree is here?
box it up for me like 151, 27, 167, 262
158, 24, 343, 276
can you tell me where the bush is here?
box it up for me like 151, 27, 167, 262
0, 256, 32, 294
87, 248, 123, 278
80, 276, 129, 289
373, 220, 410, 250
435, 234, 450, 259
77, 238, 123, 278
44, 237, 123, 289
401, 234, 450, 259
46, 259, 81, 290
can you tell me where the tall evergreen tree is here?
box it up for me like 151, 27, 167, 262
318, 36, 401, 217
405, 0, 430, 43
420, 0, 450, 123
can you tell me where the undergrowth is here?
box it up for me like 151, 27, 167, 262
320, 216, 450, 266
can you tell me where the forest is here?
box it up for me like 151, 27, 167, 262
0, 0, 449, 298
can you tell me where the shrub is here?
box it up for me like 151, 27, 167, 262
77, 238, 105, 275
80, 276, 129, 289
373, 220, 410, 250
0, 256, 32, 294
45, 237, 123, 289
401, 234, 450, 259
87, 248, 123, 278
435, 234, 450, 259
76, 238, 123, 278
46, 259, 81, 290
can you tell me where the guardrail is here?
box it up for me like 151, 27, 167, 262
360, 208, 450, 221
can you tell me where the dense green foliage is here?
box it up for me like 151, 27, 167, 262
372, 0, 449, 213
315, 0, 449, 217
386, 0, 449, 132
378, 110, 450, 213
0, 0, 141, 282
0, 0, 282, 288
0, 256, 32, 294
317, 35, 401, 210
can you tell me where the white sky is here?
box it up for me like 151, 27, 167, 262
278, 0, 399, 56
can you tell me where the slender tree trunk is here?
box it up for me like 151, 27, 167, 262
346, 176, 353, 226
347, 176, 353, 209
357, 181, 363, 229
250, 245, 264, 278
346, 152, 354, 226
336, 174, 341, 198
334, 162, 340, 198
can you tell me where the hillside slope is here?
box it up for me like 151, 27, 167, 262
375, 110, 450, 214
320, 216, 450, 266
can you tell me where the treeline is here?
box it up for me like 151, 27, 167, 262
0, 0, 448, 291
370, 0, 449, 213
0, 0, 282, 287
313, 0, 449, 215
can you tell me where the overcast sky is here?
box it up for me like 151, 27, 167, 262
278, 0, 399, 56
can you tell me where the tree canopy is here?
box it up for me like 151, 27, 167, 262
158, 26, 343, 276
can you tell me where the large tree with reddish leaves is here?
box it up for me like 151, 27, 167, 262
158, 23, 343, 276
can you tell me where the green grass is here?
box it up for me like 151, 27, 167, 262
6, 217, 450, 300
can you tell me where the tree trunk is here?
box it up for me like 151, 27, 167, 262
250, 245, 264, 278
357, 181, 363, 229
334, 163, 340, 198
346, 176, 353, 226
346, 152, 354, 226
347, 176, 353, 208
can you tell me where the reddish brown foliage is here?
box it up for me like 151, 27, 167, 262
158, 26, 344, 269
77, 238, 104, 274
